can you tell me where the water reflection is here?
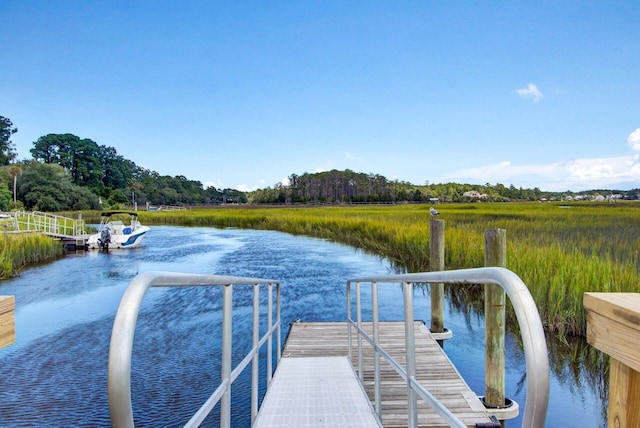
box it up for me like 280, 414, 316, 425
0, 226, 605, 427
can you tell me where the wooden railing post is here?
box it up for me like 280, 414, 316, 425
0, 296, 15, 349
584, 293, 640, 427
484, 229, 506, 415
430, 219, 445, 347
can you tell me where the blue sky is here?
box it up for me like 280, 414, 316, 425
1, 1, 638, 192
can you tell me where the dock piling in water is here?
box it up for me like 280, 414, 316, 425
484, 229, 507, 418
429, 219, 445, 347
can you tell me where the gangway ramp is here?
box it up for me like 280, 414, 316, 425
278, 322, 493, 428
254, 356, 382, 427
8, 211, 88, 248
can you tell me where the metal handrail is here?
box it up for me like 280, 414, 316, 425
108, 271, 281, 428
12, 210, 86, 237
347, 267, 549, 428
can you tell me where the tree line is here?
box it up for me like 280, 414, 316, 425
0, 116, 245, 211
2, 114, 638, 211
249, 170, 640, 204
249, 170, 544, 204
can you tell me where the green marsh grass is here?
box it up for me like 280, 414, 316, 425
124, 202, 640, 336
0, 233, 64, 279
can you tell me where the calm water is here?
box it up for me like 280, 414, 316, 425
0, 226, 604, 427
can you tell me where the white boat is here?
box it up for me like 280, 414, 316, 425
87, 211, 150, 250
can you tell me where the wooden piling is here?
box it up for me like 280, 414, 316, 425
430, 219, 445, 346
0, 296, 15, 349
584, 293, 640, 427
484, 229, 506, 412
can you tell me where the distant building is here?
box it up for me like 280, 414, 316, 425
463, 191, 488, 199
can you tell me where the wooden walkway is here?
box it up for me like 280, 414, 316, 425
282, 322, 493, 428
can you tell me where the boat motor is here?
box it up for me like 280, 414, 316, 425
99, 227, 112, 251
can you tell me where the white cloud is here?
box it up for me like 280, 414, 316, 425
314, 161, 335, 173
236, 179, 265, 192
204, 180, 223, 189
445, 129, 640, 191
236, 183, 263, 192
565, 159, 617, 180
442, 155, 640, 191
443, 160, 520, 182
515, 83, 543, 103
627, 128, 640, 151
346, 151, 365, 162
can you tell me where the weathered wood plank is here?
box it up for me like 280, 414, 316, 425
584, 292, 640, 427
584, 293, 640, 373
0, 295, 14, 312
282, 321, 492, 427
0, 295, 15, 349
584, 293, 640, 330
607, 359, 640, 428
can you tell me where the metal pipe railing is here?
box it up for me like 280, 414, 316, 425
371, 281, 381, 418
403, 281, 418, 428
12, 211, 86, 237
251, 283, 260, 422
347, 267, 549, 428
108, 271, 281, 428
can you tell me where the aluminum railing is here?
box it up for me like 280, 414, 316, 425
13, 210, 86, 237
108, 271, 281, 428
347, 267, 549, 428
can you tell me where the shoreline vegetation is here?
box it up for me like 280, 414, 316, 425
4, 201, 639, 338
133, 201, 639, 338
0, 233, 64, 280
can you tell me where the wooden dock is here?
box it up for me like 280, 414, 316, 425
0, 296, 15, 349
282, 321, 493, 428
59, 235, 88, 251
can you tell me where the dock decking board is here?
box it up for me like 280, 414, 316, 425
0, 296, 15, 349
282, 322, 492, 428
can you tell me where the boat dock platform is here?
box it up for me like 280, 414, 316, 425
108, 270, 549, 428
256, 321, 494, 427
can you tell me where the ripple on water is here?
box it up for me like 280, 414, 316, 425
0, 226, 605, 427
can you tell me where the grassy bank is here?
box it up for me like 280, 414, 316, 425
133, 202, 640, 337
0, 233, 65, 280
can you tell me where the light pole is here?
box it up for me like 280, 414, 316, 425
8, 165, 20, 207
